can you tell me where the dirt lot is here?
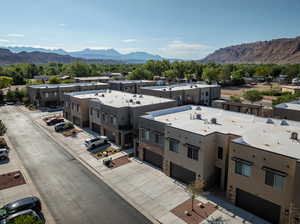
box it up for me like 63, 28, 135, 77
221, 83, 281, 97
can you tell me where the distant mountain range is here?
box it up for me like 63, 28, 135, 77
0, 48, 121, 65
200, 36, 300, 64
3, 47, 164, 62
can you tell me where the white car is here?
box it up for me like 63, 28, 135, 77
85, 136, 108, 150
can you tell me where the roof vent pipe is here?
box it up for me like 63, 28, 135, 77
291, 132, 298, 140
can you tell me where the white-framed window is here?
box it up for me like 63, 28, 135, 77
235, 160, 251, 177
169, 138, 180, 153
265, 169, 285, 190
141, 128, 150, 141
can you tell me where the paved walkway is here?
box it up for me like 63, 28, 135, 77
0, 136, 56, 224
35, 111, 270, 224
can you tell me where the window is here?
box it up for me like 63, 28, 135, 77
141, 128, 150, 141
102, 113, 106, 122
169, 138, 179, 153
72, 103, 74, 110
90, 108, 93, 115
97, 110, 100, 118
235, 161, 251, 177
45, 93, 49, 98
187, 145, 199, 160
113, 116, 117, 126
54, 92, 57, 96
154, 133, 160, 144
205, 92, 208, 96
217, 147, 223, 160
76, 104, 79, 112
265, 170, 285, 190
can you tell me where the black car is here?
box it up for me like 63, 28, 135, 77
0, 196, 41, 219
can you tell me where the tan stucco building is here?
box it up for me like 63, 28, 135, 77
138, 105, 300, 224
282, 86, 300, 94
140, 82, 221, 106
274, 100, 300, 122
27, 82, 108, 107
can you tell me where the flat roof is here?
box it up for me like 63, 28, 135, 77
109, 80, 156, 84
66, 90, 175, 108
275, 100, 300, 111
141, 82, 220, 91
282, 85, 300, 90
28, 82, 107, 89
143, 105, 300, 159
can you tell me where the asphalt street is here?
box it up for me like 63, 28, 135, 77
0, 105, 152, 224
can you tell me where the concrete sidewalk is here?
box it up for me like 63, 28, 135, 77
0, 136, 56, 224
34, 112, 270, 224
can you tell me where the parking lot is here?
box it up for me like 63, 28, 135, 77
0, 136, 55, 224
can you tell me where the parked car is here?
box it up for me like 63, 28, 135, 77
46, 118, 64, 126
0, 209, 45, 224
85, 136, 108, 150
54, 122, 73, 132
0, 196, 41, 220
0, 148, 8, 161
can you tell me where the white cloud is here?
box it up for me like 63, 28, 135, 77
122, 39, 138, 43
157, 40, 214, 60
59, 23, 67, 27
0, 39, 10, 42
7, 34, 24, 37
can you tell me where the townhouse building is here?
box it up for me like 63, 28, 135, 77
274, 100, 300, 121
138, 105, 300, 224
108, 80, 157, 94
140, 82, 221, 106
63, 90, 176, 148
27, 82, 108, 107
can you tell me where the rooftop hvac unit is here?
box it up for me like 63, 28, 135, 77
196, 113, 202, 120
129, 99, 133, 103
101, 94, 105, 97
139, 95, 143, 98
211, 118, 217, 124
136, 101, 141, 104
190, 85, 193, 88
169, 87, 172, 91
266, 118, 274, 124
163, 88, 167, 91
133, 94, 137, 97
291, 132, 298, 140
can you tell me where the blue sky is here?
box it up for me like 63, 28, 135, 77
0, 0, 300, 59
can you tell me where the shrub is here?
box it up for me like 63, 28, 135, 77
9, 214, 43, 224
229, 96, 242, 103
0, 120, 7, 136
243, 90, 263, 103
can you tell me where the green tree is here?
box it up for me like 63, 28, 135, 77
162, 69, 177, 81
5, 89, 16, 102
243, 90, 263, 103
0, 76, 13, 89
0, 90, 4, 104
48, 76, 62, 84
0, 120, 7, 136
231, 69, 245, 85
127, 67, 153, 80
68, 61, 91, 77
187, 179, 206, 212
202, 67, 219, 82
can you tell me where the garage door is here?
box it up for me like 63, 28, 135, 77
236, 188, 281, 224
170, 162, 196, 184
143, 149, 163, 169
91, 123, 101, 134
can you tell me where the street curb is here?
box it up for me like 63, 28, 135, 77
33, 118, 160, 224
3, 135, 56, 224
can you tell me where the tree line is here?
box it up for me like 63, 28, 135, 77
0, 61, 300, 86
